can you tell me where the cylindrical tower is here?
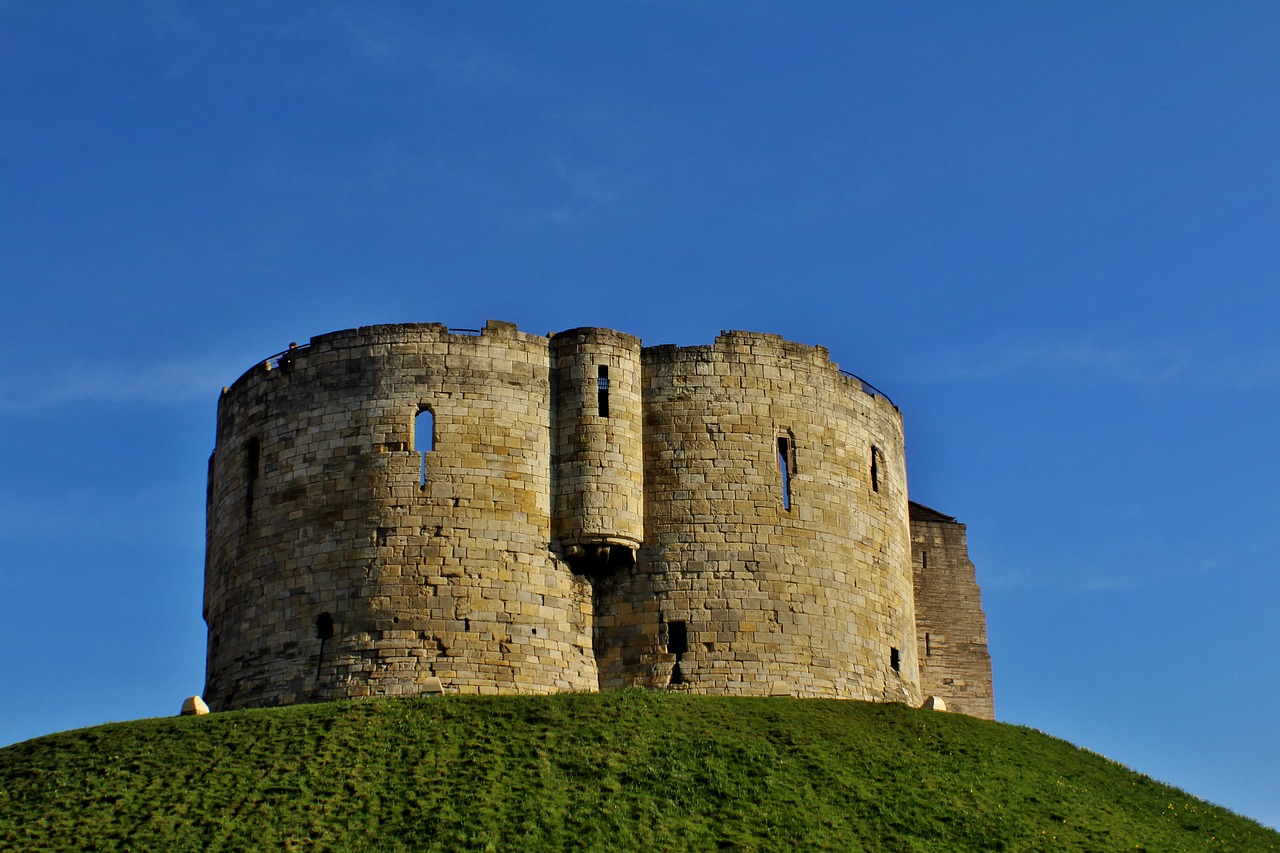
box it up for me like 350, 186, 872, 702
550, 328, 644, 572
203, 321, 597, 711
595, 331, 920, 704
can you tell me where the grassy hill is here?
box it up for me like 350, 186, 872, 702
1, 690, 1274, 851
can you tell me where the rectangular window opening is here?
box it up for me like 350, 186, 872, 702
890, 646, 901, 673
597, 365, 610, 417
925, 633, 932, 657
666, 620, 688, 656
870, 446, 881, 493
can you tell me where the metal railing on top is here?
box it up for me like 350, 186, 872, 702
839, 369, 897, 411
225, 342, 313, 391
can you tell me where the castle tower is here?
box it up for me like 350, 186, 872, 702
204, 321, 989, 715
550, 328, 644, 572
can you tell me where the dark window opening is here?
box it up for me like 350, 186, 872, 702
777, 435, 794, 510
315, 612, 334, 680
244, 437, 261, 520
921, 550, 928, 570
870, 446, 881, 493
890, 646, 900, 673
666, 620, 688, 656
415, 408, 435, 488
597, 365, 610, 417
245, 437, 260, 480
925, 633, 932, 657
666, 619, 688, 687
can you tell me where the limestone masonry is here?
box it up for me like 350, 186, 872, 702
203, 321, 994, 718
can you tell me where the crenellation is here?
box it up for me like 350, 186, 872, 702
203, 321, 994, 718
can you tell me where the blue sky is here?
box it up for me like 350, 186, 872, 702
2, 1, 1278, 831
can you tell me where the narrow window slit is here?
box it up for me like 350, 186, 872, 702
777, 435, 794, 510
870, 446, 881, 493
244, 437, 260, 521
890, 646, 900, 673
316, 612, 334, 679
597, 365, 610, 417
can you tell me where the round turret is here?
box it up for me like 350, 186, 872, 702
550, 328, 644, 572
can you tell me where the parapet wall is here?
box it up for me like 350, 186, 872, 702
204, 321, 990, 716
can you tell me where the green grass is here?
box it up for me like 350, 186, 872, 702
1, 690, 1274, 851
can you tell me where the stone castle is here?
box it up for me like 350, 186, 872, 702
203, 321, 994, 719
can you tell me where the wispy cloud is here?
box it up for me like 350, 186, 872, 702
516, 157, 636, 226
0, 355, 242, 411
924, 340, 1280, 391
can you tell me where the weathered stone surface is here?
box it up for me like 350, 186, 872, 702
202, 321, 993, 719
911, 503, 995, 720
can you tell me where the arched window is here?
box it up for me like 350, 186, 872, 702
415, 408, 435, 487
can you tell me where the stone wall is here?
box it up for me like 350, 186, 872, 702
204, 321, 990, 717
910, 502, 995, 719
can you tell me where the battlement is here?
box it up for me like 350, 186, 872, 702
203, 322, 992, 717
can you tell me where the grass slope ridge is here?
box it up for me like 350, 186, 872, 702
1, 691, 1274, 851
